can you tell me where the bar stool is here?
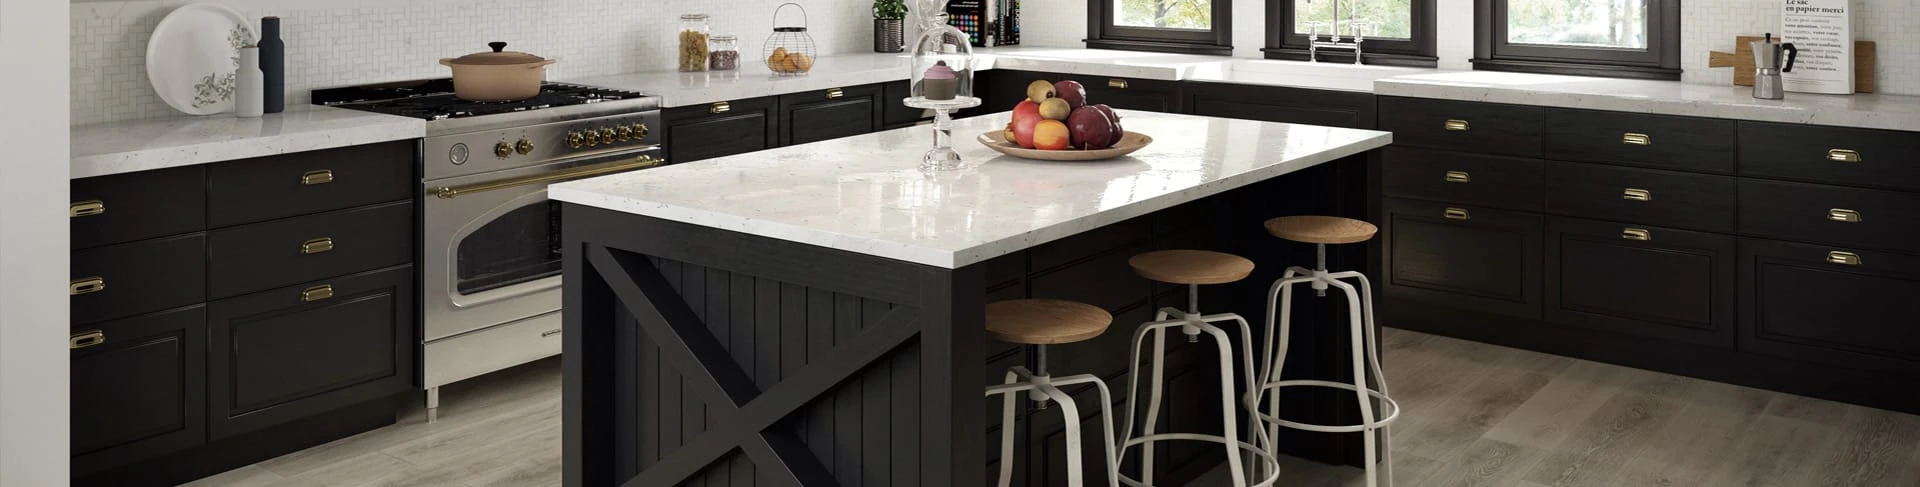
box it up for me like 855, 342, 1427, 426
1118, 250, 1279, 487
986, 299, 1122, 487
1250, 216, 1400, 487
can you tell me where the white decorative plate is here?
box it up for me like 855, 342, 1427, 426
146, 3, 256, 115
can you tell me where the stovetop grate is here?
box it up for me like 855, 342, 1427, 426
315, 79, 650, 121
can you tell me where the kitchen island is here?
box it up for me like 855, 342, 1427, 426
554, 111, 1391, 487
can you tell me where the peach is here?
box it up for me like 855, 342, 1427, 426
1033, 120, 1071, 150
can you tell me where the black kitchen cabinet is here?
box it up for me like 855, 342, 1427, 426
1382, 147, 1544, 212
663, 95, 780, 163
779, 84, 882, 145
1739, 239, 1920, 377
1544, 109, 1738, 175
1737, 178, 1920, 254
1382, 198, 1543, 320
1739, 121, 1920, 193
982, 70, 1181, 113
207, 200, 414, 299
207, 140, 416, 228
71, 306, 207, 476
1377, 97, 1544, 157
1182, 82, 1375, 128
70, 165, 206, 250
1545, 161, 1737, 233
207, 265, 416, 439
70, 233, 208, 325
1546, 217, 1735, 348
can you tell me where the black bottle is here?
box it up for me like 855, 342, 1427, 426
260, 16, 285, 113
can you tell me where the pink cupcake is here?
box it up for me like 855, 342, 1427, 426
922, 61, 958, 100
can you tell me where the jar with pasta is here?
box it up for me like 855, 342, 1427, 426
678, 14, 711, 72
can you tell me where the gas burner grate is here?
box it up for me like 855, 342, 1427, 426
315, 80, 649, 121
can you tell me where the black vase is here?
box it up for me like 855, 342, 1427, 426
259, 16, 285, 113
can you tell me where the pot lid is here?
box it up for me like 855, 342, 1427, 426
446, 42, 548, 65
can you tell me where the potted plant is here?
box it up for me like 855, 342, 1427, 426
874, 0, 907, 53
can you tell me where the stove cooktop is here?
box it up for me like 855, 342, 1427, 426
314, 79, 661, 137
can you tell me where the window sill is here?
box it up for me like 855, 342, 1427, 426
1084, 39, 1233, 56
1262, 48, 1437, 68
1471, 58, 1681, 81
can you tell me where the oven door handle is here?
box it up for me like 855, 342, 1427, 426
430, 155, 666, 199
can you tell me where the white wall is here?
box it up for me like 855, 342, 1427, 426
0, 0, 72, 482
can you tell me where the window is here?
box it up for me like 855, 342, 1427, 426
1088, 0, 1233, 55
1266, 0, 1435, 65
1474, 0, 1679, 79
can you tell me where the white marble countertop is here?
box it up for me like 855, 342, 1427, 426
1374, 71, 1920, 132
550, 111, 1391, 268
71, 105, 424, 179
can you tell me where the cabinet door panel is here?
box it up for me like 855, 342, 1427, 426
1545, 109, 1737, 174
1740, 239, 1920, 376
1738, 179, 1920, 254
1739, 121, 1920, 192
1383, 198, 1542, 319
70, 165, 206, 249
208, 200, 413, 299
71, 233, 208, 325
781, 85, 881, 145
1378, 97, 1544, 157
208, 140, 415, 227
1546, 217, 1735, 347
1383, 147, 1544, 211
71, 306, 207, 475
1546, 162, 1736, 233
664, 96, 779, 163
208, 266, 415, 439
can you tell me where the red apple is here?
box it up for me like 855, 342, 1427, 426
1090, 104, 1123, 147
1034, 120, 1071, 150
1012, 100, 1043, 149
1054, 80, 1088, 109
1067, 106, 1115, 150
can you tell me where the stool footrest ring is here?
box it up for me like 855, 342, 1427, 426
1252, 379, 1400, 433
1117, 433, 1279, 487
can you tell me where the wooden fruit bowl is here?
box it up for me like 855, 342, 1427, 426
976, 131, 1153, 161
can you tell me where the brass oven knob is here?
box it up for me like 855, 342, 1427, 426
515, 139, 534, 154
584, 131, 601, 147
616, 126, 634, 141
494, 141, 513, 158
567, 132, 585, 149
600, 128, 618, 142
631, 123, 649, 140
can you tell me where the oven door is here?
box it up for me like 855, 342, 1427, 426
422, 148, 664, 342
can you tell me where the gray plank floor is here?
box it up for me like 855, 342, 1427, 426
188, 329, 1920, 487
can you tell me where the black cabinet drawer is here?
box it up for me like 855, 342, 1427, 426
1739, 239, 1920, 376
882, 80, 929, 128
70, 306, 207, 475
1382, 198, 1543, 319
1183, 82, 1374, 128
208, 200, 413, 299
1544, 109, 1736, 174
1546, 162, 1736, 233
71, 233, 208, 325
1738, 179, 1920, 253
1383, 147, 1544, 211
664, 96, 780, 163
1546, 217, 1735, 348
70, 165, 206, 249
208, 265, 416, 439
780, 84, 881, 146
1378, 97, 1544, 157
1739, 122, 1920, 193
208, 140, 415, 228
985, 70, 1180, 113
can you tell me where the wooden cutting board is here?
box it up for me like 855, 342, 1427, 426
1708, 36, 1876, 93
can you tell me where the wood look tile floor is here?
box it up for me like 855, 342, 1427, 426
186, 329, 1920, 487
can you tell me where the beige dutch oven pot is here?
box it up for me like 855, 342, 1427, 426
439, 42, 556, 101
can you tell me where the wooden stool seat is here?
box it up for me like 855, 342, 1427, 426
986, 299, 1113, 345
1128, 250, 1255, 285
1265, 216, 1378, 244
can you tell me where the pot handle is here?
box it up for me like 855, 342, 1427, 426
528, 59, 557, 69
439, 58, 456, 66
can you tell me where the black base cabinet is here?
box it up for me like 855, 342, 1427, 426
1739, 239, 1920, 376
981, 69, 1181, 113
71, 306, 207, 477
663, 96, 780, 164
780, 84, 882, 146
1183, 82, 1375, 128
1546, 217, 1735, 348
1382, 198, 1543, 320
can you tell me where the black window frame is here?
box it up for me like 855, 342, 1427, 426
1264, 0, 1437, 66
1086, 0, 1235, 55
1472, 0, 1681, 79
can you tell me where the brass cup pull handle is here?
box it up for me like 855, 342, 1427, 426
1622, 228, 1652, 241
1827, 208, 1862, 223
1443, 119, 1469, 132
301, 284, 335, 302
1827, 251, 1862, 266
301, 169, 335, 185
70, 200, 106, 218
301, 237, 336, 255
70, 330, 106, 350
1443, 208, 1471, 220
70, 277, 106, 296
710, 101, 731, 114
1828, 149, 1861, 163
1622, 133, 1652, 146
826, 88, 844, 99
541, 329, 564, 338
1108, 79, 1129, 89
1623, 188, 1652, 202
1443, 171, 1472, 183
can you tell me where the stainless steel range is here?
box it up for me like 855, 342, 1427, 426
317, 79, 663, 421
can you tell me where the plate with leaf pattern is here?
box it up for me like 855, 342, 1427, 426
146, 3, 256, 115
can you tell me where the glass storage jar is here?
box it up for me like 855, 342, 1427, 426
708, 35, 739, 71
678, 14, 711, 72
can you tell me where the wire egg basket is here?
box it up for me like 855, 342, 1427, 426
762, 3, 817, 76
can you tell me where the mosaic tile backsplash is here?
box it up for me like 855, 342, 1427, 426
1683, 0, 1915, 94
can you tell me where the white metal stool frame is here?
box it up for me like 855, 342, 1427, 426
1118, 284, 1280, 487
1250, 243, 1400, 487
986, 344, 1121, 487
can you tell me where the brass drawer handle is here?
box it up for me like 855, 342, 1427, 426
826, 88, 844, 99
1443, 119, 1469, 132
70, 277, 106, 296
710, 101, 731, 114
70, 330, 106, 350
1621, 228, 1651, 241
1443, 208, 1470, 220
1827, 208, 1862, 223
1623, 188, 1652, 202
1828, 149, 1861, 163
1622, 133, 1651, 146
1108, 79, 1129, 89
70, 200, 106, 218
301, 237, 336, 255
1827, 251, 1862, 266
1443, 171, 1471, 183
301, 169, 335, 185
541, 328, 564, 338
301, 284, 335, 302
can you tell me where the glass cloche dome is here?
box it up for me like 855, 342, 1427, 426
904, 1, 981, 171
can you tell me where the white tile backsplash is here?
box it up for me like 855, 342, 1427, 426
73, 0, 886, 125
